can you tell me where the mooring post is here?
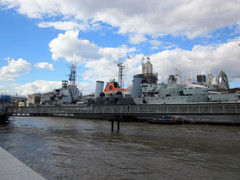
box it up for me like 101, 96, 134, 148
111, 116, 120, 132
117, 118, 120, 132
111, 119, 114, 132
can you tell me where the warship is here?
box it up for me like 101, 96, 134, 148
5, 59, 240, 124
40, 64, 81, 105
92, 57, 240, 105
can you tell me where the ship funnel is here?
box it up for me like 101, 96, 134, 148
94, 81, 104, 99
131, 75, 144, 98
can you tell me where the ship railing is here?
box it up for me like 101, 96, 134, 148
7, 102, 240, 116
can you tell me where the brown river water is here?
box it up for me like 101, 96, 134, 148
0, 116, 240, 180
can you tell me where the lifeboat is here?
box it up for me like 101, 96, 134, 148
104, 81, 130, 96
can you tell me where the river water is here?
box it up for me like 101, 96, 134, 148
0, 116, 240, 180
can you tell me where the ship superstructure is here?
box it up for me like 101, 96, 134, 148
91, 56, 239, 106
132, 58, 239, 104
41, 64, 81, 105
103, 58, 130, 96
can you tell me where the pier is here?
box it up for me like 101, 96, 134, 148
7, 102, 240, 124
0, 103, 8, 123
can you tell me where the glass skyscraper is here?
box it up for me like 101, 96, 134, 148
218, 70, 229, 90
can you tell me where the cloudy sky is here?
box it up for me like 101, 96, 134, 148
0, 0, 240, 96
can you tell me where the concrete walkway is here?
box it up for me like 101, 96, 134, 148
0, 147, 46, 180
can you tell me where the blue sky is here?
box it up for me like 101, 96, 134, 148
0, 0, 240, 96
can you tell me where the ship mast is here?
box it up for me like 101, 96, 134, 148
69, 64, 76, 86
117, 62, 126, 90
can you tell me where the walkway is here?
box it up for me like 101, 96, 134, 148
0, 147, 46, 180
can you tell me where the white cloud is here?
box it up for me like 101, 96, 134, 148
1, 80, 89, 96
83, 58, 116, 83
48, 33, 240, 94
49, 30, 136, 64
99, 45, 136, 62
76, 36, 240, 93
2, 0, 240, 42
0, 58, 31, 81
34, 62, 54, 71
0, 0, 60, 18
151, 47, 159, 51
1, 80, 83, 96
150, 40, 162, 51
1, 35, 240, 96
0, 84, 17, 95
49, 31, 101, 63
128, 33, 147, 44
81, 44, 138, 87
149, 37, 240, 83
15, 80, 62, 96
150, 40, 162, 46
161, 42, 178, 50
48, 30, 137, 94
38, 21, 87, 31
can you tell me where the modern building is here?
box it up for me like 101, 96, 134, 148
142, 57, 158, 84
197, 75, 206, 84
208, 73, 218, 89
27, 94, 41, 106
142, 57, 153, 75
218, 70, 229, 90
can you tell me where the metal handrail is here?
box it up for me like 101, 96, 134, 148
7, 102, 240, 116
